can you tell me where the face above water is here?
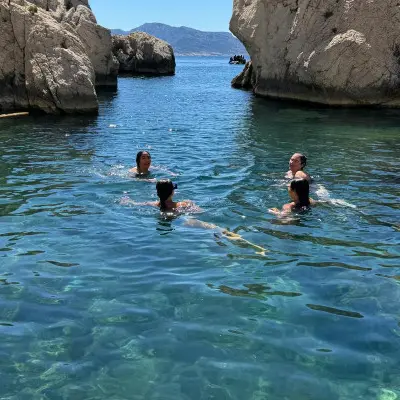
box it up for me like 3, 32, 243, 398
139, 152, 151, 170
289, 153, 303, 173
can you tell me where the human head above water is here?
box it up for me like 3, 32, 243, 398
136, 151, 151, 172
156, 179, 178, 210
289, 153, 307, 173
289, 178, 310, 207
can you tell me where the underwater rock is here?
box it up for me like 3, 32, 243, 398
230, 0, 400, 107
112, 32, 176, 76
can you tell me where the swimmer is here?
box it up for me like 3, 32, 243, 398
286, 153, 311, 182
129, 150, 178, 178
129, 150, 152, 175
155, 179, 193, 211
269, 178, 315, 215
121, 179, 196, 212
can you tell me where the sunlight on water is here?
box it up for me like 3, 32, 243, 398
0, 57, 399, 399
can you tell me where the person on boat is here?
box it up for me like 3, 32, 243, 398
269, 178, 315, 215
286, 152, 311, 182
129, 150, 152, 175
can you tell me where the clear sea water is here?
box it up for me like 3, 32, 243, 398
0, 56, 399, 400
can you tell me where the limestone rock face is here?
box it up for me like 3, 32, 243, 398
230, 0, 400, 107
231, 61, 253, 90
0, 0, 117, 114
112, 32, 175, 76
64, 4, 119, 87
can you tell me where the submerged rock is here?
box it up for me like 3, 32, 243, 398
112, 32, 175, 76
0, 0, 117, 114
230, 0, 400, 107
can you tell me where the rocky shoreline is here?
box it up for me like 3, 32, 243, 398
0, 0, 175, 114
230, 0, 400, 107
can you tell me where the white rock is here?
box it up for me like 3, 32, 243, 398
230, 0, 400, 106
0, 0, 117, 114
112, 32, 175, 76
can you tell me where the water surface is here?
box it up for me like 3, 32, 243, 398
0, 57, 399, 400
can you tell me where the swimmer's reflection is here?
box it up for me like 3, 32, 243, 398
155, 214, 176, 235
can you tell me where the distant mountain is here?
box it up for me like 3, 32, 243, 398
110, 23, 248, 57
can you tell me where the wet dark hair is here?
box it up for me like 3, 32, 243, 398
156, 179, 175, 211
299, 154, 307, 169
136, 150, 151, 172
290, 178, 310, 208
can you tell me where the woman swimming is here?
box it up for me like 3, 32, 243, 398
155, 179, 193, 211
129, 151, 152, 175
269, 178, 315, 215
121, 179, 195, 212
129, 150, 178, 178
286, 153, 311, 182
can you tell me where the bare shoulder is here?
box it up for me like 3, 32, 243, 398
177, 200, 194, 208
129, 167, 137, 174
177, 200, 203, 212
294, 170, 311, 182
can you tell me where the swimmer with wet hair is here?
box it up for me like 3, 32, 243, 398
129, 150, 152, 175
129, 150, 178, 178
156, 179, 193, 211
121, 179, 195, 211
286, 152, 311, 182
269, 178, 315, 215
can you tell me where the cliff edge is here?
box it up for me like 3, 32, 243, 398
0, 0, 118, 114
230, 0, 400, 107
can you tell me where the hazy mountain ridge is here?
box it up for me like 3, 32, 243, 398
110, 23, 248, 56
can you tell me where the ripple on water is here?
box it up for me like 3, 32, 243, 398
0, 57, 399, 399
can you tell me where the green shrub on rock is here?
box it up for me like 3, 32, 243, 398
27, 5, 38, 15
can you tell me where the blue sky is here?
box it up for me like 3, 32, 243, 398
89, 0, 234, 32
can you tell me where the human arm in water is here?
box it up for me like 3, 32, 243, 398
120, 196, 158, 207
129, 165, 178, 177
150, 165, 179, 177
268, 198, 316, 216
120, 197, 201, 212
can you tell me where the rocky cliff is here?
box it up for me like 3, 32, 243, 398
112, 32, 175, 76
230, 0, 400, 107
0, 0, 118, 114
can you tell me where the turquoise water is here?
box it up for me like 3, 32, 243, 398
0, 57, 399, 399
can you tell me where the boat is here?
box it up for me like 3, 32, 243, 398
229, 56, 246, 65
